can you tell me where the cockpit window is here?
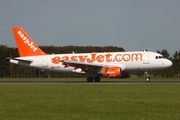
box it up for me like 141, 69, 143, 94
155, 56, 165, 59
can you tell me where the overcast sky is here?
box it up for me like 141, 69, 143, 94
0, 0, 180, 56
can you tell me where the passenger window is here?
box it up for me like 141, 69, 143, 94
156, 56, 158, 59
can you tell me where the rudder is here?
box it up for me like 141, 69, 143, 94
12, 27, 46, 57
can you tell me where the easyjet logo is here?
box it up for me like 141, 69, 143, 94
51, 53, 142, 64
18, 31, 37, 52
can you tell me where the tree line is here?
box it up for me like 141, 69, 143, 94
0, 45, 179, 78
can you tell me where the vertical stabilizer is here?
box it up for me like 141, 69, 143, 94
12, 27, 46, 57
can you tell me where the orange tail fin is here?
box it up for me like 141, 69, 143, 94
12, 27, 47, 57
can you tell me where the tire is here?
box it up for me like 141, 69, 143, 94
87, 76, 93, 82
146, 77, 150, 82
94, 76, 100, 82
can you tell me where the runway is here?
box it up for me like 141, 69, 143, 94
0, 81, 180, 84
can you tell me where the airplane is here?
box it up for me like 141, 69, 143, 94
9, 27, 172, 82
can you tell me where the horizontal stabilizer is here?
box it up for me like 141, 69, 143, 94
9, 58, 33, 65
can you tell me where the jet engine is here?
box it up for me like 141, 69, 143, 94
101, 67, 129, 78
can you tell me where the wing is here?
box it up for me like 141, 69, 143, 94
60, 60, 102, 73
60, 60, 126, 73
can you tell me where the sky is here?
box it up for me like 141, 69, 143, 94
0, 0, 180, 56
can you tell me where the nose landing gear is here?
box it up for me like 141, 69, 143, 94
144, 71, 150, 82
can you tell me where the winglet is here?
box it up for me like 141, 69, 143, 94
12, 27, 47, 57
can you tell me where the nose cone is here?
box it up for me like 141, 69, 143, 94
165, 59, 173, 68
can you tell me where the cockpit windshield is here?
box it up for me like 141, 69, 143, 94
155, 56, 165, 59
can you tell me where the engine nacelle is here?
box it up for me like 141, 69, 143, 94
101, 67, 121, 78
101, 67, 129, 78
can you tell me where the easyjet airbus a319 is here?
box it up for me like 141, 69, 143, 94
9, 27, 172, 82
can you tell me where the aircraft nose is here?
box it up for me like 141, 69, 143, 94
166, 59, 173, 67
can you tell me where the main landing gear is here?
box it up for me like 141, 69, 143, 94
87, 76, 101, 82
144, 71, 150, 82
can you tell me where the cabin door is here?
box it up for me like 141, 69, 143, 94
143, 53, 149, 64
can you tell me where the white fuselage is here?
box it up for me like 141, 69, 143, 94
10, 51, 172, 73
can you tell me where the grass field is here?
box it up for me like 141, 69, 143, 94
0, 78, 180, 120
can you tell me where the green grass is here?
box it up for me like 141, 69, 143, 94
0, 78, 180, 120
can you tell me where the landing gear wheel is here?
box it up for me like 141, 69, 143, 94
146, 77, 150, 82
87, 76, 93, 82
94, 76, 100, 82
144, 71, 150, 82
